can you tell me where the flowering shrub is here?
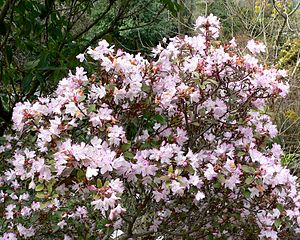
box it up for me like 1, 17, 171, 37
0, 14, 299, 239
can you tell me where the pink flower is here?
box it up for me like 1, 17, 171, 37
225, 174, 240, 190
109, 179, 124, 194
91, 193, 119, 213
229, 37, 237, 47
244, 54, 259, 68
17, 224, 35, 238
171, 181, 185, 196
213, 99, 227, 119
0, 233, 17, 240
108, 125, 126, 146
21, 207, 31, 216
259, 229, 278, 240
175, 128, 188, 146
204, 164, 218, 180
108, 204, 126, 220
65, 102, 78, 116
247, 39, 266, 54
75, 206, 88, 218
5, 204, 16, 219
31, 201, 40, 211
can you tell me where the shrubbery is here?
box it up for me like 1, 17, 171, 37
0, 15, 299, 239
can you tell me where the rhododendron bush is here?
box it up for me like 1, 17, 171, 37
1, 15, 299, 239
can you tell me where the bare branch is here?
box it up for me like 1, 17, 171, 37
117, 4, 167, 32
73, 0, 116, 41
272, 0, 286, 18
0, 0, 13, 25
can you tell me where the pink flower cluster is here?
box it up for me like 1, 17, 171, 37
0, 15, 298, 239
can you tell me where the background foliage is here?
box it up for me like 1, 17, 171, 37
0, 0, 180, 135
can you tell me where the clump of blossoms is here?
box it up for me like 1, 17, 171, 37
0, 14, 299, 239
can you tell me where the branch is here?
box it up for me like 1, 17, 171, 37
67, 1, 93, 31
0, 0, 14, 51
76, 1, 130, 55
273, 17, 287, 58
272, 0, 299, 18
117, 3, 167, 32
0, 0, 13, 25
287, 0, 300, 16
271, 0, 286, 18
78, 25, 115, 55
73, 0, 116, 41
0, 97, 12, 136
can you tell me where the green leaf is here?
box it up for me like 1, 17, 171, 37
77, 169, 85, 181
2, 71, 10, 86
121, 143, 131, 151
276, 203, 284, 213
52, 193, 59, 198
214, 182, 221, 189
241, 165, 256, 174
208, 234, 218, 240
141, 84, 151, 93
22, 73, 33, 93
40, 202, 50, 209
243, 189, 251, 198
274, 219, 281, 228
237, 151, 246, 157
104, 181, 110, 187
204, 78, 218, 86
0, 186, 8, 191
154, 114, 166, 124
36, 192, 45, 198
217, 174, 225, 184
245, 176, 254, 185
48, 185, 53, 194
78, 95, 86, 102
96, 219, 110, 229
35, 184, 44, 192
25, 59, 40, 70
126, 122, 138, 140
52, 225, 60, 233
6, 47, 13, 64
168, 165, 173, 174
160, 175, 170, 181
124, 151, 135, 160
88, 104, 96, 113
256, 178, 263, 186
160, 0, 182, 16
37, 53, 49, 69
96, 179, 102, 188
46, 180, 55, 194
0, 96, 9, 110
191, 121, 200, 126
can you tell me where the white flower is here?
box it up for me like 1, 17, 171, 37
110, 178, 124, 193
76, 53, 86, 62
90, 84, 106, 100
195, 191, 205, 201
86, 167, 99, 179
57, 220, 67, 229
